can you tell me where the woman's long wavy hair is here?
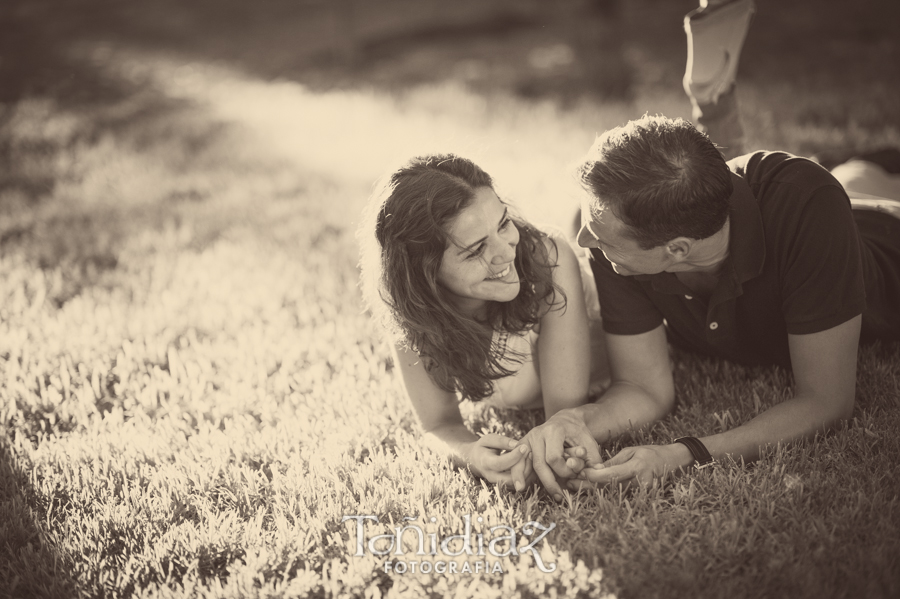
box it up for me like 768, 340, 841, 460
358, 154, 563, 401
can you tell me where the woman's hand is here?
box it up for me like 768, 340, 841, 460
463, 434, 532, 487
568, 443, 693, 490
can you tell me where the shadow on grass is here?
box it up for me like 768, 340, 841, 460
0, 439, 78, 598
1, 433, 252, 596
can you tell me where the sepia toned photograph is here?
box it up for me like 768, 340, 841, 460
1, 0, 898, 597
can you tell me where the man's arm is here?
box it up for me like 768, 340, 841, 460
511, 323, 676, 499
576, 316, 860, 487
574, 324, 676, 443
701, 315, 859, 459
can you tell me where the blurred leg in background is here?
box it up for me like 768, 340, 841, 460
834, 149, 900, 216
683, 0, 755, 159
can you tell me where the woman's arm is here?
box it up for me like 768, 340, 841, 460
535, 233, 592, 418
392, 343, 526, 484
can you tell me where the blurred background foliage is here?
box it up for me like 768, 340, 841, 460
2, 0, 897, 108
3, 0, 898, 215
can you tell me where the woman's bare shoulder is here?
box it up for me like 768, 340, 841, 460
533, 223, 577, 267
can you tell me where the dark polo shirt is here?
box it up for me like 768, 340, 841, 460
590, 151, 900, 369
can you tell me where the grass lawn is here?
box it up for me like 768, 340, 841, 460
1, 0, 899, 597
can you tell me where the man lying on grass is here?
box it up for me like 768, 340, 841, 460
512, 114, 900, 499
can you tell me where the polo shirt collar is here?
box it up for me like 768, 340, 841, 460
634, 172, 766, 292
725, 171, 766, 284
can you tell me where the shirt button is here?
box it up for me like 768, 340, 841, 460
709, 322, 719, 330
685, 295, 693, 300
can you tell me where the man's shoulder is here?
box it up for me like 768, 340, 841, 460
728, 151, 837, 188
728, 150, 848, 218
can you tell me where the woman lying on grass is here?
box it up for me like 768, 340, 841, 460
358, 154, 608, 489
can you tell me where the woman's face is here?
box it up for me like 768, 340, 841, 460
436, 186, 521, 314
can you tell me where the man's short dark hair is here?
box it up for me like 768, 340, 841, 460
576, 114, 733, 249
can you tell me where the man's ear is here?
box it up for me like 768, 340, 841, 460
665, 237, 694, 261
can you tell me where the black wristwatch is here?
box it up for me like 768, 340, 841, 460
674, 436, 716, 470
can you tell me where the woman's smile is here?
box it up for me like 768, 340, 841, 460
485, 264, 513, 280
436, 187, 522, 313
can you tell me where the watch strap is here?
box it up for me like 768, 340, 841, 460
674, 436, 715, 470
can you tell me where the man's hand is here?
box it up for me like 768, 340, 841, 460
508, 409, 603, 501
568, 443, 694, 490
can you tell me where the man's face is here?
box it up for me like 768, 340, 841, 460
576, 199, 673, 276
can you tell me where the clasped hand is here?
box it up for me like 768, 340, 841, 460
506, 409, 603, 501
472, 422, 692, 497
464, 417, 595, 493
464, 433, 533, 488
568, 443, 693, 491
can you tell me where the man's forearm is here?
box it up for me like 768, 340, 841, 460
574, 380, 675, 445
697, 392, 853, 464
